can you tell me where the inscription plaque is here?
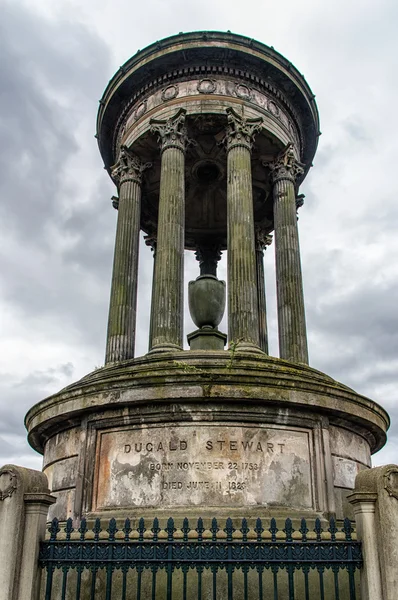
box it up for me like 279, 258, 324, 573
93, 424, 314, 509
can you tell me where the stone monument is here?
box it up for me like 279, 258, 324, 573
25, 31, 389, 526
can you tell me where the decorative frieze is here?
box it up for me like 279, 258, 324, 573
115, 75, 302, 156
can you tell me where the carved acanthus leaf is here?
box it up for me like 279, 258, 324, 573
255, 230, 273, 252
267, 143, 304, 183
111, 147, 151, 186
223, 107, 263, 152
150, 108, 189, 153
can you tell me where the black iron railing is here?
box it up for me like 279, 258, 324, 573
39, 516, 361, 600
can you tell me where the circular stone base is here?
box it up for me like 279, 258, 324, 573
25, 351, 389, 522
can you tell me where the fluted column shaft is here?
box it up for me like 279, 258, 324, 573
256, 233, 272, 354
149, 109, 187, 352
269, 144, 308, 364
105, 149, 148, 363
225, 108, 263, 352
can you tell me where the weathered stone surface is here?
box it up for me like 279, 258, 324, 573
332, 456, 366, 489
187, 328, 227, 350
48, 488, 75, 521
43, 455, 78, 491
93, 423, 313, 510
329, 424, 371, 467
43, 427, 80, 467
25, 350, 389, 521
26, 352, 389, 457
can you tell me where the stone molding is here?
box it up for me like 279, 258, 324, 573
267, 143, 305, 184
347, 492, 379, 507
111, 146, 150, 186
223, 107, 263, 152
25, 351, 389, 455
150, 108, 189, 153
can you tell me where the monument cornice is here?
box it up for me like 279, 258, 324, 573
25, 352, 389, 455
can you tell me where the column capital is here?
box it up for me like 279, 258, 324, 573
111, 147, 151, 186
150, 108, 189, 153
267, 143, 305, 184
195, 244, 223, 277
144, 234, 157, 256
224, 107, 263, 152
255, 229, 273, 253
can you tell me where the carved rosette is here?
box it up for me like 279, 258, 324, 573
0, 469, 17, 501
267, 143, 305, 184
111, 147, 150, 186
224, 107, 263, 152
150, 108, 189, 153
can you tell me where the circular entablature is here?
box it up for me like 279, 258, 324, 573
97, 31, 320, 181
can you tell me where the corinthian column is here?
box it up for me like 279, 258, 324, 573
255, 231, 273, 354
149, 108, 187, 352
225, 107, 263, 352
105, 148, 149, 364
268, 143, 308, 364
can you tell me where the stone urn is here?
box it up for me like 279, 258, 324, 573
188, 275, 226, 329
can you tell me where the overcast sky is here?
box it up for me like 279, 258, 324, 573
1, 0, 397, 472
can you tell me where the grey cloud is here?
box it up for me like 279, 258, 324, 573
0, 5, 121, 349
0, 363, 75, 438
0, 4, 112, 243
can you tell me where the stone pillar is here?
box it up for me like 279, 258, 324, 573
0, 465, 55, 600
105, 148, 149, 364
149, 108, 188, 352
348, 465, 398, 600
268, 143, 308, 364
225, 107, 263, 353
255, 231, 272, 354
348, 493, 382, 600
